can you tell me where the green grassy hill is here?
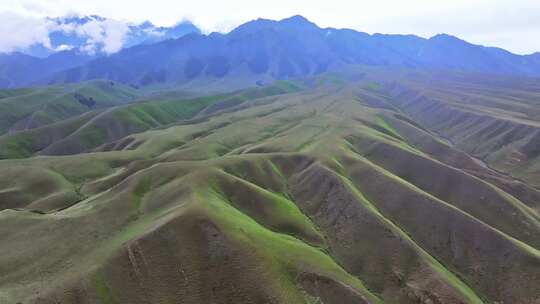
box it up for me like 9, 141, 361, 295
0, 71, 539, 304
0, 80, 302, 159
0, 80, 142, 135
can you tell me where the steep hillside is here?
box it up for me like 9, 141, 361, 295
0, 74, 539, 304
370, 69, 540, 187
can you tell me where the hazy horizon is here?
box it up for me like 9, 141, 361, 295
1, 0, 539, 55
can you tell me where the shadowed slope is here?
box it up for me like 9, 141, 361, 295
375, 70, 540, 187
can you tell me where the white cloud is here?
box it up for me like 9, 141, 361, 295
80, 42, 96, 54
0, 12, 53, 53
0, 8, 131, 55
143, 27, 165, 37
60, 17, 129, 54
99, 19, 129, 53
54, 44, 73, 51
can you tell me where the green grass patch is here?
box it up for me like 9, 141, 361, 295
95, 271, 115, 304
79, 126, 108, 149
0, 132, 36, 158
198, 190, 383, 303
132, 177, 153, 211
363, 81, 381, 91
375, 115, 404, 140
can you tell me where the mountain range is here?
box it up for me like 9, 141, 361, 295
2, 15, 540, 89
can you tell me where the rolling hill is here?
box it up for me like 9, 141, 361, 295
0, 69, 539, 304
0, 80, 302, 158
0, 80, 142, 136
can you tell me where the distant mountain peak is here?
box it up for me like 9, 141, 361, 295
168, 21, 201, 33
50, 14, 105, 25
430, 33, 465, 42
230, 18, 275, 35
4, 15, 540, 89
280, 15, 310, 23
279, 15, 319, 29
139, 20, 155, 29
231, 14, 319, 36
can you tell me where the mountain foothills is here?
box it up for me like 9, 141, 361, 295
0, 15, 540, 304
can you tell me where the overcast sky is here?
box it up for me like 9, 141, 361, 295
1, 0, 539, 55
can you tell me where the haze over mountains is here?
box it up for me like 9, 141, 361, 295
2, 15, 540, 89
11, 15, 201, 57
0, 14, 200, 88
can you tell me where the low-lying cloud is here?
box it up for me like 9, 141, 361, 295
0, 13, 130, 55
66, 17, 130, 54
0, 12, 53, 53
